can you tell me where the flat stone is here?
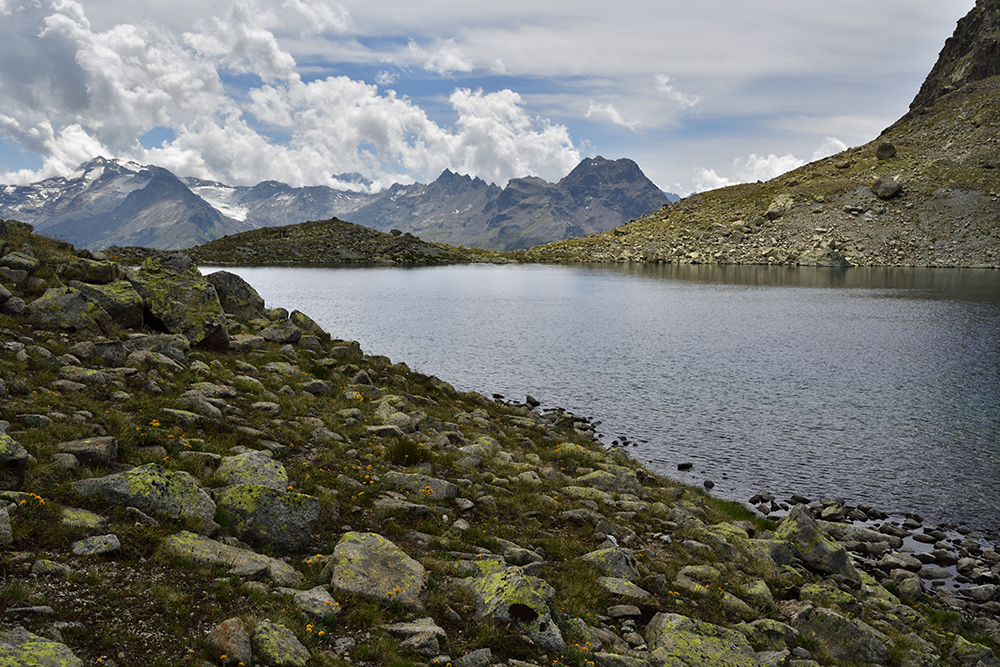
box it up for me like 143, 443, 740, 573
71, 534, 121, 556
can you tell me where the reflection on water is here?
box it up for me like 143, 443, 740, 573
204, 263, 1000, 534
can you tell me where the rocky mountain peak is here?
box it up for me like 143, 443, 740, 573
910, 0, 1000, 110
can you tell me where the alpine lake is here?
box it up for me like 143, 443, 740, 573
202, 263, 1000, 537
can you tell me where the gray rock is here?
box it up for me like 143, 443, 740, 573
0, 434, 30, 467
597, 577, 651, 601
792, 606, 890, 664
383, 470, 459, 501
179, 393, 224, 420
457, 568, 564, 652
67, 280, 145, 328
645, 612, 758, 667
215, 484, 320, 552
774, 505, 859, 580
919, 564, 951, 580
129, 254, 229, 350
31, 559, 75, 576
290, 310, 325, 335
127, 350, 185, 373
0, 627, 82, 666
0, 296, 25, 315
0, 250, 39, 274
382, 617, 447, 639
0, 508, 10, 547
60, 257, 120, 284
582, 547, 641, 581
71, 533, 121, 556
252, 619, 310, 667
27, 288, 112, 337
872, 174, 903, 199
56, 437, 117, 465
454, 648, 493, 667
331, 532, 428, 611
216, 450, 288, 491
205, 271, 267, 322
71, 463, 217, 532
876, 142, 897, 160
260, 320, 303, 344
163, 530, 303, 586
276, 585, 342, 620
592, 654, 651, 667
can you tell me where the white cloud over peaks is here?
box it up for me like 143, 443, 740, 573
691, 135, 847, 193
654, 74, 701, 108
585, 102, 640, 131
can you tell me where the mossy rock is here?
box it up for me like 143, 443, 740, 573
330, 531, 428, 611
215, 450, 288, 491
251, 619, 310, 667
458, 568, 564, 652
645, 612, 759, 667
67, 280, 143, 328
26, 287, 113, 338
215, 484, 320, 553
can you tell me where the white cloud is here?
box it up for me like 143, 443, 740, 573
811, 136, 847, 161
410, 38, 474, 76
280, 0, 352, 36
654, 74, 701, 108
375, 70, 397, 86
0, 0, 581, 188
585, 102, 639, 131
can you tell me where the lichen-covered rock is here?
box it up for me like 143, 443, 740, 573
252, 619, 310, 667
0, 250, 40, 274
56, 437, 118, 465
774, 505, 859, 580
0, 627, 83, 666
129, 254, 229, 350
645, 612, 758, 667
597, 576, 651, 601
67, 280, 143, 328
27, 288, 112, 337
458, 568, 564, 652
735, 619, 799, 652
215, 450, 288, 491
276, 585, 341, 620
792, 605, 891, 664
215, 484, 320, 552
582, 547, 640, 582
383, 470, 459, 501
289, 310, 325, 335
331, 531, 428, 611
162, 531, 303, 586
259, 319, 302, 344
71, 463, 216, 532
576, 466, 641, 494
60, 257, 120, 284
0, 434, 30, 467
948, 634, 1000, 667
205, 270, 267, 322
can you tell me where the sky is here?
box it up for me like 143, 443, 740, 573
0, 0, 977, 196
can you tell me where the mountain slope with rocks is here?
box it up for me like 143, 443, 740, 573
3, 221, 1000, 666
520, 2, 1000, 268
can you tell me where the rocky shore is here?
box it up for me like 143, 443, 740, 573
2, 218, 1000, 667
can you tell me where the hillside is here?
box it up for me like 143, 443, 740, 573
105, 218, 500, 266
519, 5, 1000, 268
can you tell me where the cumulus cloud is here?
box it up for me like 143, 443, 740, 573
654, 74, 701, 108
811, 136, 847, 161
585, 102, 640, 131
0, 0, 580, 188
375, 70, 397, 86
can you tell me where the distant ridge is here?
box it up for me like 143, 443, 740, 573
0, 156, 669, 252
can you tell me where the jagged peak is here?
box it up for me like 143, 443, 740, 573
910, 0, 1000, 110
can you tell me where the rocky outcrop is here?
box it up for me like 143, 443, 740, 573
129, 254, 229, 349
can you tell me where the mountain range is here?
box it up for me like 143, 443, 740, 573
0, 156, 675, 252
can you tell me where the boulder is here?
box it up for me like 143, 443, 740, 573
205, 270, 267, 322
208, 617, 253, 667
792, 605, 891, 664
774, 505, 859, 580
259, 320, 302, 345
0, 434, 30, 467
275, 585, 341, 620
0, 627, 82, 666
214, 484, 320, 552
27, 288, 112, 337
765, 194, 794, 220
645, 612, 758, 667
252, 619, 310, 667
582, 547, 641, 581
458, 568, 564, 652
161, 531, 303, 586
71, 463, 217, 532
67, 280, 143, 329
331, 532, 428, 611
290, 310, 326, 335
872, 174, 903, 199
60, 257, 120, 284
383, 470, 459, 501
129, 254, 229, 350
216, 450, 288, 491
0, 250, 39, 275
876, 142, 897, 160
56, 437, 118, 465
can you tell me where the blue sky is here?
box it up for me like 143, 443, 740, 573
0, 0, 977, 195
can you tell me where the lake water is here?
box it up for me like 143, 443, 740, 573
203, 263, 1000, 535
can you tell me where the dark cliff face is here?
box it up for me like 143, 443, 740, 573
910, 0, 1000, 110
